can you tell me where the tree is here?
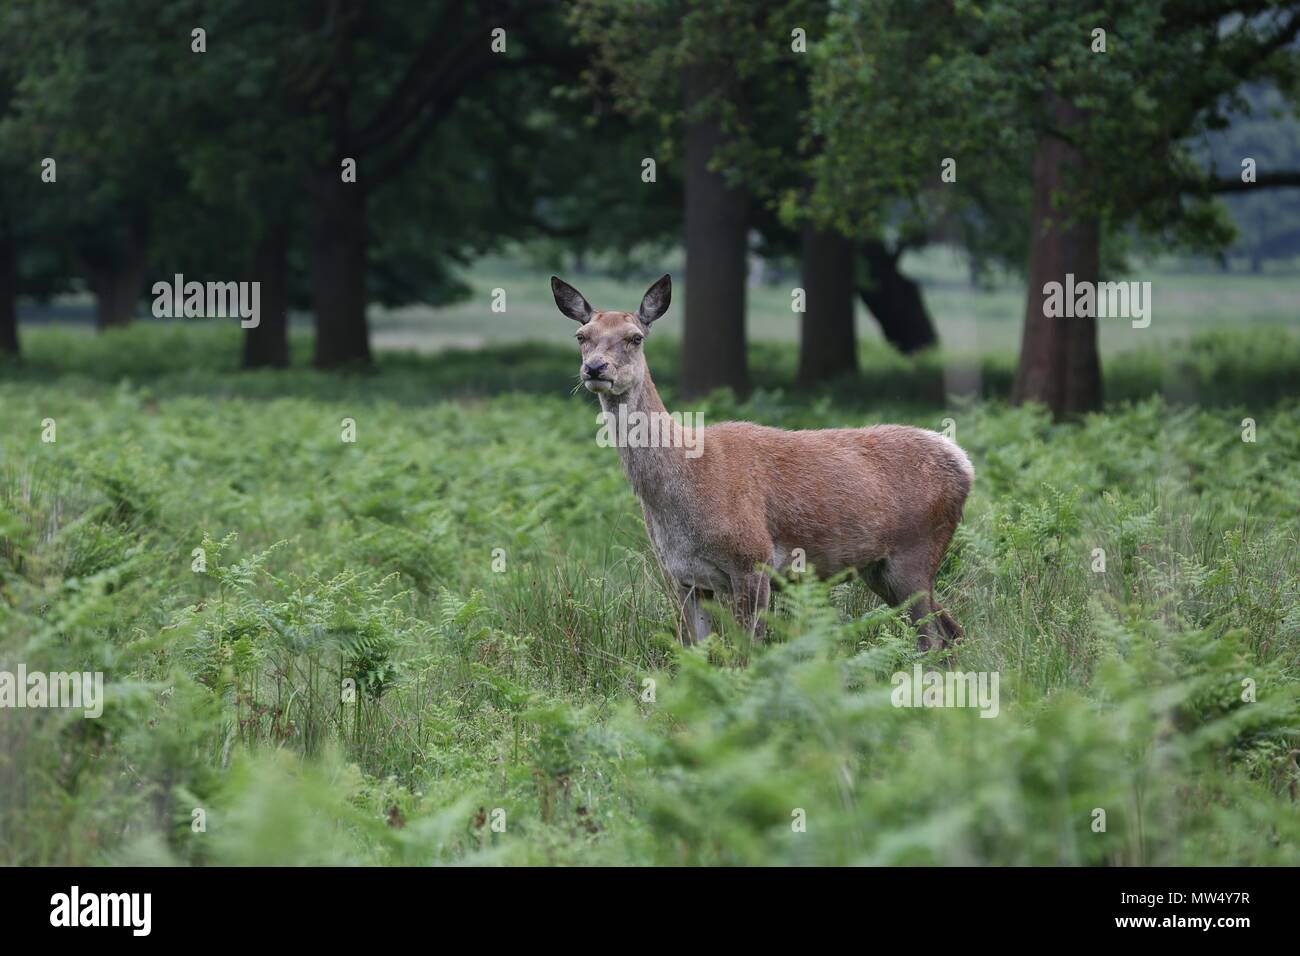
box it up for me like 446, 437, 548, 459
797, 223, 858, 382
857, 238, 938, 355
0, 224, 15, 356
681, 62, 751, 396
728, 6, 864, 383
0, 4, 122, 353
1011, 90, 1102, 415
0, 1, 199, 331
180, 1, 567, 369
275, 1, 574, 368
579, 1, 955, 390
2, 0, 589, 366
1197, 84, 1300, 272
0, 59, 21, 356
812, 0, 1300, 419
753, 4, 946, 368
575, 1, 776, 398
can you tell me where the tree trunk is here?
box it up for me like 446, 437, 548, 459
857, 239, 939, 354
309, 169, 370, 368
243, 215, 291, 369
796, 223, 857, 383
681, 66, 748, 399
0, 231, 17, 356
1011, 92, 1102, 420
85, 216, 149, 330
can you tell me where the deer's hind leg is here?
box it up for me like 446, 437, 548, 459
924, 514, 966, 646
860, 550, 947, 651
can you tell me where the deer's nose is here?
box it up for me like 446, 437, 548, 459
583, 361, 608, 379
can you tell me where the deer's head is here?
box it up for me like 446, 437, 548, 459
550, 274, 671, 396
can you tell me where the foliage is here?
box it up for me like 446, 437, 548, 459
2, 323, 1298, 864
809, 0, 1300, 263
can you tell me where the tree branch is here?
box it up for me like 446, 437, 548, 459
368, 52, 564, 187
353, 21, 487, 153
353, 0, 559, 154
1184, 171, 1300, 194
352, 3, 467, 148
366, 61, 491, 186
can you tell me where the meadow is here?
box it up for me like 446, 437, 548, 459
2, 279, 1299, 865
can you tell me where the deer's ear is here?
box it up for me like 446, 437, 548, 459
551, 276, 592, 324
638, 274, 671, 327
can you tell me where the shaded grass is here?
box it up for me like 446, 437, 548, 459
4, 320, 1300, 411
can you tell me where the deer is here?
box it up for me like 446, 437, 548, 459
550, 273, 974, 651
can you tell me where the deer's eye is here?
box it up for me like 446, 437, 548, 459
628, 334, 644, 346
575, 334, 587, 345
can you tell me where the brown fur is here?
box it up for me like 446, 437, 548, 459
551, 275, 974, 650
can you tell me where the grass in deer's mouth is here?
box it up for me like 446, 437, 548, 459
1, 322, 1298, 865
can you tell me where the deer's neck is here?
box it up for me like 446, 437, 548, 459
598, 373, 694, 508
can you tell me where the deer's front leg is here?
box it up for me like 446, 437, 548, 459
677, 584, 714, 645
732, 571, 771, 639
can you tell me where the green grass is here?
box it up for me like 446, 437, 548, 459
357, 247, 1300, 357
1, 320, 1298, 865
